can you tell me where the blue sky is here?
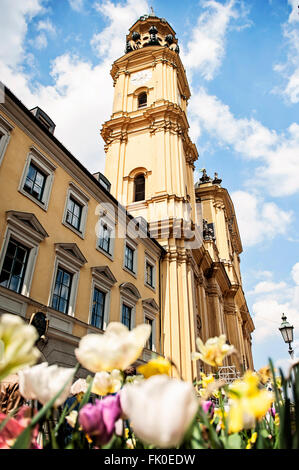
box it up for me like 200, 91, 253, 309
1, 0, 299, 372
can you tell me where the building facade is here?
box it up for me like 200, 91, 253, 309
0, 13, 254, 382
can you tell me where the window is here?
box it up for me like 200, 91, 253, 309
91, 287, 106, 329
119, 282, 141, 331
66, 197, 82, 231
145, 262, 154, 287
23, 162, 46, 202
98, 224, 111, 254
19, 147, 56, 210
134, 174, 145, 202
89, 266, 116, 331
144, 253, 156, 290
49, 243, 87, 317
142, 298, 159, 353
138, 92, 147, 108
145, 317, 153, 350
0, 115, 13, 167
122, 303, 132, 330
0, 211, 48, 298
63, 183, 89, 238
51, 267, 73, 314
0, 238, 29, 293
125, 244, 134, 272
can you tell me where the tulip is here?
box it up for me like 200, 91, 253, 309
66, 410, 78, 429
18, 363, 76, 408
92, 369, 123, 396
70, 378, 88, 396
79, 394, 122, 446
0, 313, 40, 382
137, 357, 171, 378
120, 375, 198, 448
192, 335, 235, 368
0, 406, 40, 449
201, 400, 215, 416
75, 322, 151, 373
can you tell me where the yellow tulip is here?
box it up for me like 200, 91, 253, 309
92, 369, 123, 396
192, 335, 235, 368
137, 357, 171, 379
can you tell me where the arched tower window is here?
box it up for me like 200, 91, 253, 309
134, 174, 145, 202
138, 92, 147, 108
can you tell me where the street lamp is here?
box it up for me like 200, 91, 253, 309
279, 313, 294, 359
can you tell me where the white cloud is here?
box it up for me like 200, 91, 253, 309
68, 0, 84, 12
34, 32, 48, 49
92, 0, 148, 62
250, 263, 299, 343
181, 0, 245, 80
189, 87, 299, 197
272, 0, 299, 103
231, 190, 293, 247
37, 18, 56, 35
249, 281, 287, 296
291, 263, 299, 285
0, 0, 45, 67
0, 0, 149, 173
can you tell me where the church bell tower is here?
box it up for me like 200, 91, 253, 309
101, 13, 201, 381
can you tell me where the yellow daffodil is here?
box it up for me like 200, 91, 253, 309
227, 371, 273, 433
192, 335, 235, 368
246, 431, 257, 449
211, 407, 227, 430
137, 357, 171, 378
257, 366, 272, 385
199, 372, 215, 388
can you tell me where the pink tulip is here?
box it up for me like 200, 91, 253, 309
201, 400, 215, 416
0, 406, 40, 449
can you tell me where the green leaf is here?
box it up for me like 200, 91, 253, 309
227, 433, 242, 449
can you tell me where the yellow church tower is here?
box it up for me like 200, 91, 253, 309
101, 13, 254, 381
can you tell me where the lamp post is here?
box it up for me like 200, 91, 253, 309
279, 313, 294, 359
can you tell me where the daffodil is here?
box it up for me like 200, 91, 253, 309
210, 407, 227, 431
0, 313, 40, 382
137, 357, 171, 378
257, 366, 272, 385
246, 431, 257, 449
92, 369, 123, 396
192, 335, 235, 368
227, 371, 273, 433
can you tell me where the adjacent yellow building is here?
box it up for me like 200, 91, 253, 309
0, 13, 254, 381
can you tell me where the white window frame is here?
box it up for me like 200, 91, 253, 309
144, 251, 157, 291
123, 237, 138, 278
48, 244, 86, 317
143, 300, 159, 352
119, 283, 141, 330
88, 267, 117, 331
62, 182, 89, 239
0, 212, 48, 297
96, 217, 115, 260
18, 146, 56, 211
0, 115, 13, 167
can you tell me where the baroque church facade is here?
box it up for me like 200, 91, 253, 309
0, 14, 254, 382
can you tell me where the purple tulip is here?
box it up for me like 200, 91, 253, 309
79, 394, 122, 446
202, 400, 215, 416
270, 406, 276, 418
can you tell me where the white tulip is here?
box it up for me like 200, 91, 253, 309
19, 363, 76, 407
120, 375, 199, 448
75, 322, 151, 373
92, 369, 123, 396
70, 378, 88, 396
0, 313, 40, 382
